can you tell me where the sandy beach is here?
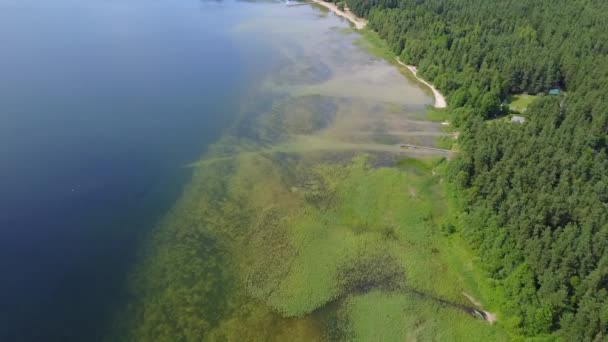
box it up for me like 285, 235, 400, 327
309, 0, 446, 108
396, 58, 447, 108
311, 0, 367, 29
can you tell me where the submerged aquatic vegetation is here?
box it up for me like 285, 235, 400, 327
109, 4, 515, 341
114, 150, 510, 340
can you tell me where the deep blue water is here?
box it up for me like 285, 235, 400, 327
0, 0, 271, 340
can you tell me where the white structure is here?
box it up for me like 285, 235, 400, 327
511, 116, 526, 124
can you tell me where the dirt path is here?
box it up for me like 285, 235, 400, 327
400, 286, 498, 326
462, 292, 497, 324
395, 58, 447, 109
310, 0, 367, 29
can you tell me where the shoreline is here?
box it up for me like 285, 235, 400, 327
395, 58, 447, 109
118, 4, 510, 340
310, 0, 367, 30
308, 0, 446, 108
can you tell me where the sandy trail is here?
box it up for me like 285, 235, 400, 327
310, 0, 367, 29
462, 292, 497, 324
395, 58, 447, 109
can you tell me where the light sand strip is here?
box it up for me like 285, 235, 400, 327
396, 58, 447, 108
310, 0, 367, 29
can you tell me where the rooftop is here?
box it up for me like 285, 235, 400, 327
511, 116, 526, 124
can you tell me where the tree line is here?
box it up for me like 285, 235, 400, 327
344, 0, 608, 339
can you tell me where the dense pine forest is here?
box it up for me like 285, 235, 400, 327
343, 0, 608, 339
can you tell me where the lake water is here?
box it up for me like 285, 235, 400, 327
0, 0, 436, 341
0, 1, 275, 340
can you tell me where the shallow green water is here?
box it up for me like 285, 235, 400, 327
105, 2, 516, 341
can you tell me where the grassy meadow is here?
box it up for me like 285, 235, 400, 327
508, 94, 539, 113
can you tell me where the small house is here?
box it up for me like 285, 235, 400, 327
549, 88, 561, 96
511, 116, 526, 124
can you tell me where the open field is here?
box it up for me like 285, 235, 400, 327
508, 94, 539, 113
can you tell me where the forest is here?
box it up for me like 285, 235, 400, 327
342, 0, 608, 339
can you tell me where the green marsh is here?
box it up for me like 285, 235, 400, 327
111, 3, 513, 341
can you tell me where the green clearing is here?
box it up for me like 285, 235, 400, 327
508, 94, 539, 113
